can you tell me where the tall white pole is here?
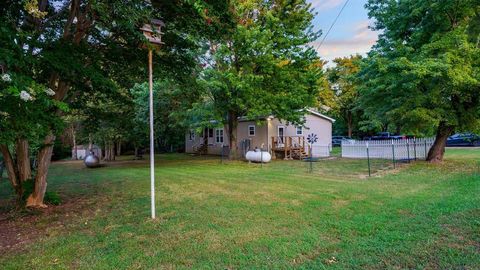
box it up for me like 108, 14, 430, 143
149, 49, 156, 219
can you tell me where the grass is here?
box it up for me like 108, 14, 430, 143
0, 149, 479, 269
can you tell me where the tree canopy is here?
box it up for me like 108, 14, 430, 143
359, 0, 480, 162
0, 0, 231, 206
320, 55, 363, 138
197, 0, 323, 158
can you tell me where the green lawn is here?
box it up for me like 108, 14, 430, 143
0, 149, 479, 269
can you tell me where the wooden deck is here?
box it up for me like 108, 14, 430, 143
271, 136, 308, 160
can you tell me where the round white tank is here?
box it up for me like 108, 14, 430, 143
245, 149, 271, 163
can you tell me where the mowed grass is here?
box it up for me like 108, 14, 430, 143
0, 149, 479, 269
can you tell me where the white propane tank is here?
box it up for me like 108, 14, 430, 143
245, 149, 271, 163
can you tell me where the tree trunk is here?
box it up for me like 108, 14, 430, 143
22, 1, 93, 207
103, 142, 108, 161
0, 144, 22, 198
72, 126, 77, 160
227, 111, 238, 159
15, 139, 31, 182
346, 112, 353, 138
395, 125, 402, 136
111, 142, 115, 161
103, 141, 115, 161
26, 134, 55, 208
116, 141, 121, 156
427, 122, 454, 163
106, 142, 110, 160
88, 134, 93, 151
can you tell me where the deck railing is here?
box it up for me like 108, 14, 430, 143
271, 136, 305, 151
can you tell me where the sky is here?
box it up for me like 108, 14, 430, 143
307, 0, 378, 66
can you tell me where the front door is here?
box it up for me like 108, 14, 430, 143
278, 126, 285, 144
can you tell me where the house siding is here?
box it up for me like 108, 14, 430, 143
303, 114, 332, 146
236, 121, 269, 151
185, 128, 229, 155
185, 111, 333, 156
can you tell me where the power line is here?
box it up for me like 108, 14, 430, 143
315, 0, 351, 51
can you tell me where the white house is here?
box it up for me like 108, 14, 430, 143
185, 109, 335, 159
72, 144, 102, 160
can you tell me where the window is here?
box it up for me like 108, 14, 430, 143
296, 126, 303, 135
208, 128, 214, 138
189, 130, 195, 141
215, 128, 224, 143
248, 125, 255, 136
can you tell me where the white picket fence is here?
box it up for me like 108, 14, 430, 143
342, 138, 435, 160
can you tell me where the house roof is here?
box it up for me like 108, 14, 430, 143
306, 109, 336, 123
191, 109, 335, 128
237, 109, 335, 123
237, 115, 272, 122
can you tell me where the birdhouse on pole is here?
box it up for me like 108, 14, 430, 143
140, 18, 165, 220
140, 19, 165, 47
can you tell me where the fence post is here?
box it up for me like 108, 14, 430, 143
341, 140, 343, 158
366, 142, 371, 177
407, 140, 410, 163
413, 138, 417, 161
392, 140, 396, 169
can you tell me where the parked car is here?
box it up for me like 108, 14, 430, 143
332, 136, 353, 146
446, 133, 480, 147
368, 132, 406, 140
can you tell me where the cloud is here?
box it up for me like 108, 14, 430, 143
310, 20, 378, 66
308, 0, 344, 11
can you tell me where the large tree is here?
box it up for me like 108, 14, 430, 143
0, 0, 230, 207
322, 55, 363, 137
359, 0, 480, 162
129, 79, 201, 153
201, 0, 323, 158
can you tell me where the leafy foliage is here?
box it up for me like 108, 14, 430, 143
0, 0, 233, 205
320, 55, 363, 137
0, 74, 66, 147
359, 0, 480, 139
196, 0, 323, 157
206, 0, 321, 122
129, 80, 200, 151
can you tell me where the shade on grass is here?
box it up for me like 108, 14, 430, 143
0, 149, 479, 269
